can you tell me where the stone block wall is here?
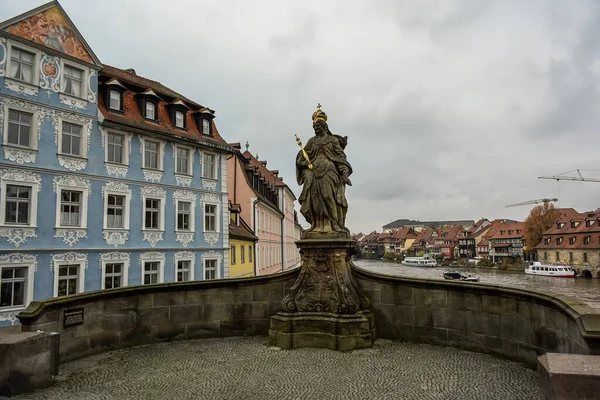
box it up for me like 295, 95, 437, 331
539, 249, 600, 273
18, 270, 299, 362
352, 265, 600, 366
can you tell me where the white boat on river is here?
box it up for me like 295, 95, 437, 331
525, 262, 575, 278
402, 254, 437, 267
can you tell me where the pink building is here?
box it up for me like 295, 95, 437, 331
227, 143, 301, 275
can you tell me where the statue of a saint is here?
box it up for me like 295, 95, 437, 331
296, 105, 352, 235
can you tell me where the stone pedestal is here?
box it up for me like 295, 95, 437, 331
269, 238, 375, 351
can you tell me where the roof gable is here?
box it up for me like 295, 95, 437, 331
1, 2, 101, 65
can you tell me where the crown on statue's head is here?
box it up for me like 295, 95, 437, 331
312, 103, 327, 123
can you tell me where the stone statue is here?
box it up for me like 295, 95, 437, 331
296, 105, 352, 236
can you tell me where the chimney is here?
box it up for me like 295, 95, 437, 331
270, 170, 279, 176
260, 161, 267, 167
125, 68, 136, 75
229, 142, 241, 151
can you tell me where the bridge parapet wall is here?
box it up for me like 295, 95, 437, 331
18, 270, 299, 362
352, 265, 600, 366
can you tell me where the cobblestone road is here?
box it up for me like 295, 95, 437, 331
17, 337, 539, 400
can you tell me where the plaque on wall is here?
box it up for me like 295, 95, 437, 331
63, 307, 84, 328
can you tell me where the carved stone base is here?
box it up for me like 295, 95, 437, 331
269, 238, 375, 351
270, 311, 375, 351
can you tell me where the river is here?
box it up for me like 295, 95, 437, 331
353, 259, 600, 309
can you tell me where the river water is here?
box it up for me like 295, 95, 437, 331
353, 259, 600, 309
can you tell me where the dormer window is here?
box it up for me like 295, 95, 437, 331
569, 237, 576, 245
516, 229, 521, 234
175, 111, 185, 128
145, 101, 156, 120
556, 237, 563, 245
202, 119, 210, 135
545, 238, 551, 245
109, 90, 121, 111
584, 236, 590, 245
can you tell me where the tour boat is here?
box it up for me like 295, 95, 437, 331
443, 270, 480, 282
525, 262, 575, 278
402, 254, 437, 267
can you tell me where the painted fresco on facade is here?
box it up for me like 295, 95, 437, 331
4, 6, 92, 63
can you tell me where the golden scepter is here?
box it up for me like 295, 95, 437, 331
295, 134, 313, 169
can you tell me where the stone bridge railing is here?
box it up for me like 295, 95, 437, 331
14, 265, 600, 366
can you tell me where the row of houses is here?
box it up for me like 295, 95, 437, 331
0, 2, 301, 326
356, 218, 526, 262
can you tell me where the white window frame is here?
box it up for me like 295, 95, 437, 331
0, 259, 35, 312
108, 89, 121, 111
60, 59, 89, 100
103, 188, 131, 231
141, 258, 164, 285
100, 253, 130, 290
174, 144, 193, 176
6, 41, 40, 87
104, 129, 130, 166
55, 184, 89, 229
203, 202, 220, 233
174, 110, 185, 128
202, 119, 210, 135
203, 258, 220, 280
145, 101, 156, 120
53, 261, 85, 297
140, 136, 165, 171
57, 117, 88, 159
174, 252, 195, 282
202, 151, 217, 179
0, 179, 39, 227
176, 199, 195, 233
142, 195, 165, 231
3, 103, 39, 150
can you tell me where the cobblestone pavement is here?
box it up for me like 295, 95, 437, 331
17, 337, 539, 400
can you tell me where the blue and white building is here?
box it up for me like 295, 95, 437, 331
0, 2, 231, 326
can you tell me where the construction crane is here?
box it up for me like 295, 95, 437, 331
505, 198, 558, 208
538, 169, 600, 183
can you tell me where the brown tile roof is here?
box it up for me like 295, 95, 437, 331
392, 227, 417, 240
229, 217, 258, 242
99, 66, 229, 149
490, 221, 524, 240
243, 151, 287, 188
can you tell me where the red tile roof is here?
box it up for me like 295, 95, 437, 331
489, 221, 524, 240
99, 66, 229, 149
243, 151, 287, 188
229, 217, 258, 241
392, 227, 417, 240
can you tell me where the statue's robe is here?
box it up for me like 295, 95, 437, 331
296, 134, 352, 228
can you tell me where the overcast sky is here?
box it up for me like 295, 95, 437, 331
4, 0, 600, 234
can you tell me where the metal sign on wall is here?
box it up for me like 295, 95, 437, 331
63, 307, 84, 328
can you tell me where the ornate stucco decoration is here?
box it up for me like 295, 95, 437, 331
139, 251, 165, 268
5, 80, 39, 96
201, 250, 223, 260
100, 251, 130, 266
3, 147, 37, 164
103, 230, 129, 247
173, 189, 197, 205
204, 233, 219, 247
202, 193, 220, 204
59, 94, 87, 110
54, 228, 86, 247
52, 175, 91, 195
105, 164, 128, 178
142, 170, 163, 182
50, 252, 88, 272
87, 70, 97, 103
57, 155, 86, 171
175, 175, 192, 187
140, 185, 166, 201
102, 181, 131, 198
0, 312, 18, 325
174, 251, 196, 264
143, 231, 163, 247
0, 227, 36, 247
0, 38, 6, 76
176, 232, 194, 247
202, 180, 217, 191
0, 169, 42, 188
39, 53, 60, 96
0, 253, 37, 272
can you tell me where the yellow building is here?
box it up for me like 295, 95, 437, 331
229, 204, 258, 278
